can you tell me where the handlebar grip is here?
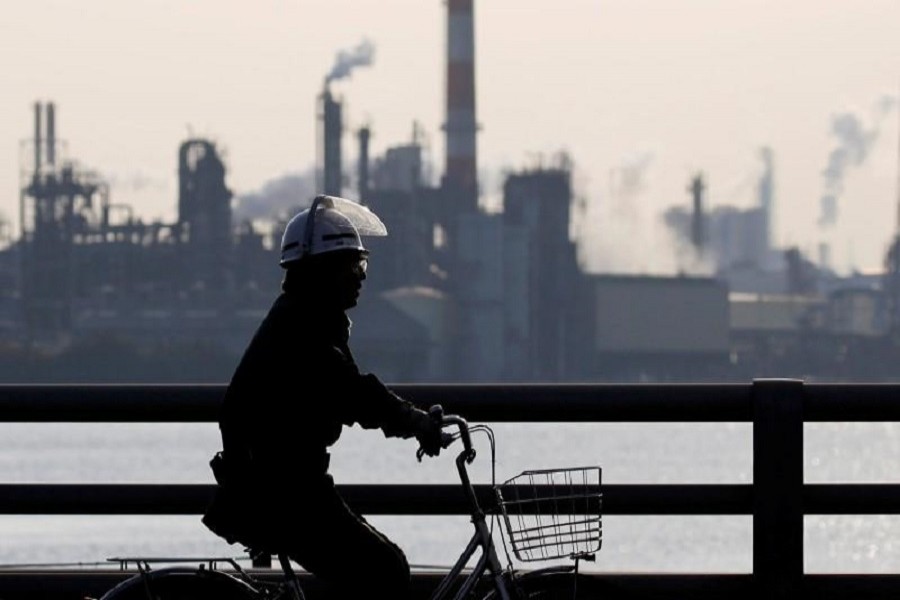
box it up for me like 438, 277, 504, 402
416, 406, 454, 462
416, 431, 455, 461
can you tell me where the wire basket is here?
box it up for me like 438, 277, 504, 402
494, 466, 602, 563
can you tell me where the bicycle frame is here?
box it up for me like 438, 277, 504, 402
427, 417, 512, 600
102, 411, 584, 600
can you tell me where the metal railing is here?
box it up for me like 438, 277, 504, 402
2, 379, 900, 599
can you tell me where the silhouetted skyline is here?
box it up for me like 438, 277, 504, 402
0, 1, 898, 275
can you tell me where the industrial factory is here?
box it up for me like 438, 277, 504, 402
0, 0, 898, 383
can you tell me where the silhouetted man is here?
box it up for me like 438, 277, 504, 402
203, 195, 443, 600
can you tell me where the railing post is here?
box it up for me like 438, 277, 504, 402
752, 378, 804, 598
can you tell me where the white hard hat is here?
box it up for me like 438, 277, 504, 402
280, 195, 387, 267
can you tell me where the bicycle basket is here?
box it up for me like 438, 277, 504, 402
495, 466, 602, 562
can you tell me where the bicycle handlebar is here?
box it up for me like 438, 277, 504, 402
415, 404, 475, 463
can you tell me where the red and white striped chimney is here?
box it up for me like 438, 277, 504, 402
444, 0, 478, 211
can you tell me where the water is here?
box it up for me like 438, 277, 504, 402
2, 421, 900, 573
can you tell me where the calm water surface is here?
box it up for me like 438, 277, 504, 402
2, 422, 900, 573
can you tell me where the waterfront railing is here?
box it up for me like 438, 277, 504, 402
2, 379, 900, 599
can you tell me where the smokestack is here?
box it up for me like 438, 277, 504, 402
758, 146, 773, 212
46, 102, 56, 166
757, 146, 774, 251
689, 173, 706, 254
443, 0, 478, 212
357, 126, 370, 202
317, 85, 343, 196
819, 242, 832, 270
33, 101, 42, 174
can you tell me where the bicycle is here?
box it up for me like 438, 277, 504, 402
97, 406, 603, 600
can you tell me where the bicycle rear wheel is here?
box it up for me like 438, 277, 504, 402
99, 567, 257, 600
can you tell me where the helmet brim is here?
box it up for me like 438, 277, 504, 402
319, 195, 387, 237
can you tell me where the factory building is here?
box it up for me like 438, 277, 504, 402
177, 139, 234, 290
501, 162, 583, 381
13, 103, 274, 365
665, 153, 784, 293
358, 125, 444, 294
586, 275, 731, 380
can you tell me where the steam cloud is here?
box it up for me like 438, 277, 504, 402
106, 171, 170, 193
578, 149, 698, 276
233, 170, 316, 222
610, 151, 655, 198
819, 95, 898, 227
326, 38, 376, 83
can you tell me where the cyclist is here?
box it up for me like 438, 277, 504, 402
202, 195, 444, 600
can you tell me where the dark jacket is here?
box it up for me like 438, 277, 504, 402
202, 290, 423, 549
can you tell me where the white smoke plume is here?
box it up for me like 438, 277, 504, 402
106, 170, 170, 193
609, 150, 655, 198
577, 149, 700, 275
325, 38, 376, 83
233, 169, 316, 222
819, 95, 898, 227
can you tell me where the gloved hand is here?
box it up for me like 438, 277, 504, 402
412, 408, 443, 458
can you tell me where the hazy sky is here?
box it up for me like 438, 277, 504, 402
1, 0, 898, 275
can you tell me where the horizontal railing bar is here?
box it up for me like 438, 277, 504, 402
804, 384, 900, 421
4, 382, 900, 423
0, 384, 223, 423
2, 383, 753, 422
0, 483, 749, 515
2, 483, 897, 516
804, 484, 900, 513
0, 483, 900, 515
399, 384, 754, 422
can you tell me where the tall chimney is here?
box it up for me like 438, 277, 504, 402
46, 102, 56, 166
33, 101, 42, 174
689, 172, 706, 254
443, 0, 478, 212
317, 85, 343, 196
357, 126, 371, 202
758, 146, 774, 252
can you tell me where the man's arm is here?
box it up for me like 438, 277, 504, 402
325, 350, 442, 454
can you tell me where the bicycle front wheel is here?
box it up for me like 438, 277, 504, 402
99, 567, 257, 600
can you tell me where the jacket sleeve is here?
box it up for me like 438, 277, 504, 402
353, 372, 431, 438
322, 344, 428, 438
